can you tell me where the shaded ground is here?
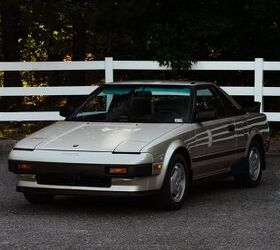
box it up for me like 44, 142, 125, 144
0, 151, 280, 249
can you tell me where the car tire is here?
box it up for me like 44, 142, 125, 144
24, 193, 55, 204
234, 140, 263, 187
157, 154, 190, 210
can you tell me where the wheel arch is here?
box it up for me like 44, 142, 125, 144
246, 132, 266, 169
173, 147, 192, 173
159, 140, 192, 189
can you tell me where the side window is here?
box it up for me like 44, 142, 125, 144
196, 87, 225, 118
78, 96, 107, 114
212, 87, 240, 116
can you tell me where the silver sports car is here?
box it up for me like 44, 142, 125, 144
9, 81, 270, 210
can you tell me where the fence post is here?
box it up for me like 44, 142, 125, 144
105, 57, 114, 83
254, 58, 264, 112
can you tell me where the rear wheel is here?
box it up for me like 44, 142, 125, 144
234, 140, 263, 187
24, 192, 55, 204
157, 154, 190, 210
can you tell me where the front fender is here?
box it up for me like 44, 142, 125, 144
154, 139, 189, 189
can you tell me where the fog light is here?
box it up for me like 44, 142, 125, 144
18, 163, 32, 171
109, 167, 127, 174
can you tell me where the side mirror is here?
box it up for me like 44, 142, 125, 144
195, 110, 216, 122
59, 106, 74, 118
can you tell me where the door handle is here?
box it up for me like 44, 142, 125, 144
228, 124, 235, 132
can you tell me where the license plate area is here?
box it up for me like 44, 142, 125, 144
36, 173, 111, 188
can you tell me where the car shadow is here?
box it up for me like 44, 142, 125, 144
15, 195, 158, 215
11, 177, 249, 215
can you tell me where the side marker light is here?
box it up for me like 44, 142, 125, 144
18, 163, 32, 171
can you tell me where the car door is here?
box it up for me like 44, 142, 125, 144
213, 86, 248, 160
191, 85, 237, 179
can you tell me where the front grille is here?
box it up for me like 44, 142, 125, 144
36, 173, 111, 188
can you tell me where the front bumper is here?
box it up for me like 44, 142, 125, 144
16, 186, 159, 197
9, 149, 163, 194
14, 173, 160, 194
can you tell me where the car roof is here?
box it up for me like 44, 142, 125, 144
108, 81, 213, 86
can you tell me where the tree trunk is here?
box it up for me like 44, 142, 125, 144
1, 0, 21, 87
0, 0, 22, 111
71, 11, 86, 85
67, 9, 87, 107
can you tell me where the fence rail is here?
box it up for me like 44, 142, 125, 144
0, 57, 280, 122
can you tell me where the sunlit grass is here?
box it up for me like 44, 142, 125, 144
0, 72, 3, 87
0, 122, 53, 140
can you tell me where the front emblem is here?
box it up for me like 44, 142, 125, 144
73, 144, 79, 148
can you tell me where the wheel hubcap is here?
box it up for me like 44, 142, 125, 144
170, 163, 186, 202
249, 147, 261, 181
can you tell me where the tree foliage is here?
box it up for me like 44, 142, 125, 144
1, 0, 280, 74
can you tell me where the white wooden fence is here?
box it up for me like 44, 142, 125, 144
0, 57, 280, 122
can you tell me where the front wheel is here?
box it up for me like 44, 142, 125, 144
24, 192, 55, 204
234, 140, 263, 187
157, 154, 190, 210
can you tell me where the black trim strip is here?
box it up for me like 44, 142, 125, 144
33, 149, 141, 154
8, 160, 153, 178
13, 148, 34, 151
112, 151, 141, 155
192, 148, 246, 163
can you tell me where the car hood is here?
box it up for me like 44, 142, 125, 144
15, 122, 182, 153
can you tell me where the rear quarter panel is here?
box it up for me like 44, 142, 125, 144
244, 112, 269, 155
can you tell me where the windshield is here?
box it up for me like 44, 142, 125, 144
69, 84, 192, 123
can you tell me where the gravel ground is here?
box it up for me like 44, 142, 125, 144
0, 151, 280, 250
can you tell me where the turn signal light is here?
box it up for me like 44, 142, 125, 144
109, 167, 128, 174
153, 163, 162, 170
17, 163, 32, 171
